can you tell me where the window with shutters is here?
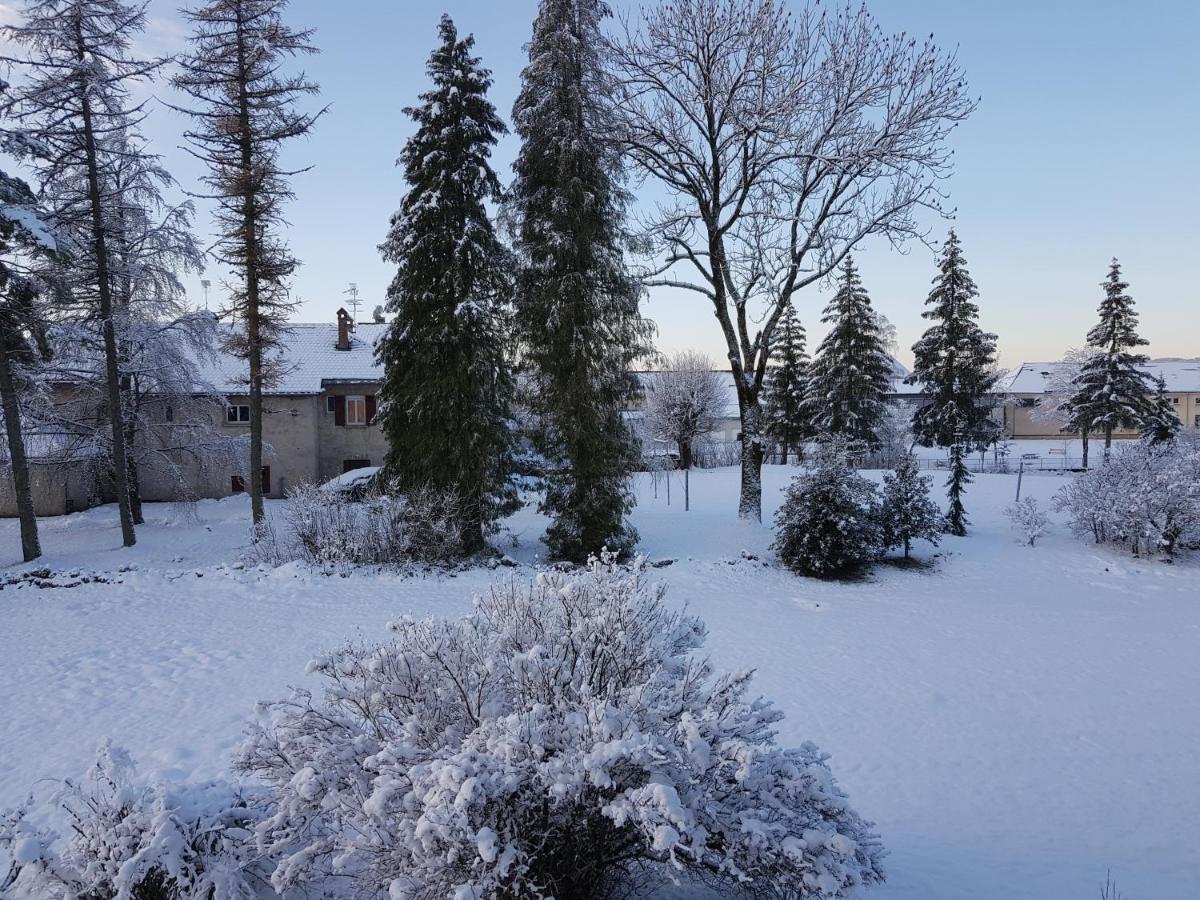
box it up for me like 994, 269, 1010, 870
345, 395, 366, 425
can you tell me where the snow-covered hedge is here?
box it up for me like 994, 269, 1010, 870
1055, 435, 1200, 559
254, 482, 466, 568
0, 742, 264, 900
773, 454, 884, 577
237, 553, 886, 899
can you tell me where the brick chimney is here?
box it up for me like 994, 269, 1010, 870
336, 307, 353, 351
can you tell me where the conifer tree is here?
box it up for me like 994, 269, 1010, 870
908, 231, 1000, 535
802, 257, 892, 449
173, 0, 325, 526
762, 299, 809, 463
1062, 260, 1153, 461
879, 454, 943, 559
376, 16, 516, 554
1141, 376, 1181, 445
508, 0, 653, 562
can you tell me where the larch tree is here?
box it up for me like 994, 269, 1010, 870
802, 258, 893, 449
2, 0, 165, 547
508, 0, 654, 562
908, 230, 1001, 536
376, 16, 517, 554
611, 0, 975, 521
762, 299, 809, 464
1061, 259, 1153, 461
172, 0, 325, 526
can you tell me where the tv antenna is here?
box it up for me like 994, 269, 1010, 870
344, 283, 361, 323
201, 279, 211, 310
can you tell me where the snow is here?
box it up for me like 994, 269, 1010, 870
2, 468, 1199, 899
1006, 358, 1200, 394
318, 465, 381, 492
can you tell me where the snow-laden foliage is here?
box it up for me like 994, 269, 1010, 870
763, 299, 810, 463
1055, 435, 1200, 559
0, 741, 264, 900
773, 449, 884, 577
1004, 497, 1049, 547
879, 455, 943, 559
254, 482, 467, 568
644, 351, 727, 471
238, 554, 885, 899
1141, 376, 1182, 445
802, 257, 893, 450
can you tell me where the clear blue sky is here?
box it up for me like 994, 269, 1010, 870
63, 0, 1200, 368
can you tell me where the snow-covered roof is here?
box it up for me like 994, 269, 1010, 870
1005, 359, 1200, 394
197, 322, 388, 395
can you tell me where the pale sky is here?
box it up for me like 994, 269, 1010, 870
7, 0, 1200, 370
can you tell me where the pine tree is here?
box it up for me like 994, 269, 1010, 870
762, 299, 809, 463
802, 258, 892, 449
376, 16, 516, 554
172, 0, 325, 526
508, 0, 653, 562
1141, 376, 1181, 445
908, 231, 1000, 536
1062, 259, 1153, 461
879, 454, 943, 559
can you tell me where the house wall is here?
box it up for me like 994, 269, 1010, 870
0, 462, 94, 517
1004, 392, 1200, 439
315, 383, 389, 484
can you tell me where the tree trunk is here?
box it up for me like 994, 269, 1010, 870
0, 341, 41, 561
679, 440, 692, 470
1081, 431, 1089, 469
76, 19, 135, 547
736, 394, 764, 521
1103, 425, 1113, 461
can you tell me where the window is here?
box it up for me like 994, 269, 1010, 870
1017, 398, 1038, 408
327, 395, 337, 414
343, 459, 371, 473
345, 395, 367, 426
231, 474, 245, 493
226, 404, 250, 424
164, 405, 174, 423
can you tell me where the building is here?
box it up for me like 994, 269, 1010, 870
1002, 359, 1200, 439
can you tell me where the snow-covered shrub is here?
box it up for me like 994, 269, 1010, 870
773, 453, 883, 577
879, 455, 943, 559
0, 741, 264, 900
1055, 435, 1200, 559
257, 482, 465, 568
237, 554, 885, 899
1005, 496, 1049, 547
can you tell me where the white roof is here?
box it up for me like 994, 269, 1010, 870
198, 323, 388, 395
1006, 359, 1200, 394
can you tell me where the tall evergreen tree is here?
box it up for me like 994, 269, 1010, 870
508, 0, 653, 562
802, 257, 892, 449
1062, 259, 1153, 461
1141, 375, 1181, 445
762, 299, 809, 463
908, 231, 1000, 535
173, 0, 325, 526
376, 16, 516, 554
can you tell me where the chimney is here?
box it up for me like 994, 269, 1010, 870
336, 307, 353, 351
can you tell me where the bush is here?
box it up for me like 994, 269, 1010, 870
773, 454, 883, 577
1055, 435, 1200, 559
0, 741, 263, 900
1005, 496, 1049, 546
237, 554, 885, 899
253, 481, 466, 568
879, 455, 943, 559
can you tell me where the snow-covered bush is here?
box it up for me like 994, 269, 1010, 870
256, 482, 466, 568
879, 455, 943, 559
237, 554, 885, 899
0, 741, 264, 900
773, 452, 883, 577
1055, 435, 1200, 559
1005, 496, 1049, 547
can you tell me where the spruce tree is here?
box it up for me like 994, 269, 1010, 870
802, 257, 892, 449
879, 454, 943, 560
376, 16, 516, 554
1062, 259, 1153, 460
508, 0, 653, 562
762, 299, 809, 463
1141, 376, 1181, 445
908, 231, 1000, 536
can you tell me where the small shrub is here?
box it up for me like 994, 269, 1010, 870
773, 453, 883, 577
879, 455, 943, 559
238, 554, 885, 899
1005, 496, 1049, 546
0, 741, 263, 900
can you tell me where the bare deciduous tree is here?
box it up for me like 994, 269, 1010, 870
644, 350, 726, 469
611, 0, 975, 520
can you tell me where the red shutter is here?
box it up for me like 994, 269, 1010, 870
365, 394, 377, 425
333, 395, 345, 426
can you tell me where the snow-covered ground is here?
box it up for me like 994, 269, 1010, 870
2, 467, 1197, 900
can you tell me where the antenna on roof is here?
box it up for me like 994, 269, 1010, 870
344, 283, 361, 324
201, 279, 211, 310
